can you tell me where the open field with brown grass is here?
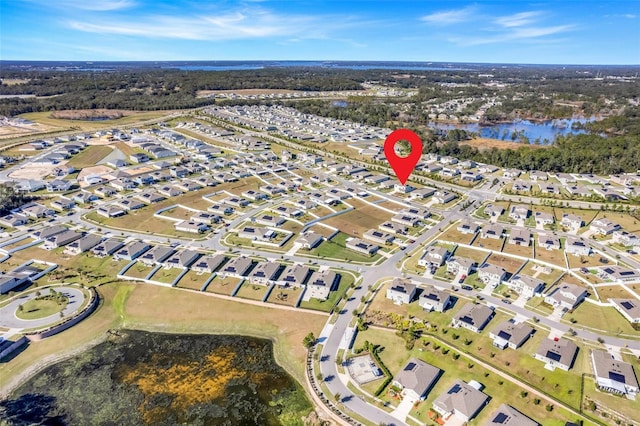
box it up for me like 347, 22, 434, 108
594, 284, 640, 301
67, 145, 113, 168
18, 110, 176, 131
486, 253, 526, 275
502, 241, 534, 258
566, 253, 606, 269
321, 204, 392, 236
437, 227, 476, 245
267, 286, 302, 307
205, 276, 241, 296
534, 244, 566, 267
462, 137, 548, 151
175, 270, 210, 290
235, 281, 270, 301
450, 245, 489, 263
474, 235, 505, 251
122, 262, 155, 280
519, 262, 565, 284
149, 267, 184, 284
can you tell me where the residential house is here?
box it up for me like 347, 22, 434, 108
508, 205, 530, 221
94, 186, 116, 198
278, 264, 311, 287
113, 241, 150, 261
363, 229, 394, 245
135, 191, 165, 204
591, 349, 639, 398
590, 218, 621, 235
248, 261, 282, 285
419, 286, 451, 312
255, 214, 286, 227
612, 230, 640, 248
46, 179, 72, 192
433, 191, 456, 204
534, 337, 578, 371
508, 228, 531, 246
0, 213, 28, 228
239, 226, 275, 242
190, 212, 219, 224
392, 358, 441, 401
537, 233, 561, 251
391, 213, 421, 228
432, 380, 489, 422
164, 250, 201, 269
534, 211, 554, 226
482, 224, 504, 240
90, 238, 124, 258
478, 264, 507, 287
489, 320, 534, 350
486, 404, 539, 426
545, 283, 588, 311
529, 170, 548, 181
34, 225, 67, 241
601, 265, 640, 282
221, 256, 254, 277
565, 236, 591, 256
71, 191, 98, 204
42, 229, 82, 250
175, 221, 209, 234
452, 303, 494, 333
446, 257, 477, 276
379, 221, 408, 235
21, 202, 53, 218
208, 204, 234, 216
610, 299, 640, 324
418, 246, 450, 268
296, 231, 324, 249
386, 278, 417, 305
97, 205, 126, 218
140, 246, 175, 266
64, 234, 102, 256
508, 274, 545, 298
561, 213, 584, 230
345, 238, 379, 256
191, 254, 227, 273
457, 220, 479, 234
484, 204, 505, 218
305, 269, 339, 301
115, 198, 145, 212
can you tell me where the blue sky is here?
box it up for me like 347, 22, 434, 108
1, 0, 638, 64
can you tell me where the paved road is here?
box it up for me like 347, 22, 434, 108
0, 286, 85, 329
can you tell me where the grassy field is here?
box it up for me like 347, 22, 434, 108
149, 267, 184, 285
122, 262, 155, 280
205, 276, 241, 296
502, 241, 534, 258
534, 244, 567, 267
18, 110, 175, 131
486, 253, 526, 275
435, 226, 475, 245
594, 284, 639, 301
15, 297, 67, 320
307, 232, 382, 263
321, 204, 392, 236
566, 302, 639, 337
66, 145, 113, 168
474, 235, 505, 251
519, 262, 565, 285
566, 253, 607, 269
450, 245, 488, 263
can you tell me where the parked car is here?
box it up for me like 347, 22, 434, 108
458, 274, 467, 283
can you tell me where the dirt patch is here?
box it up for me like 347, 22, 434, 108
462, 137, 548, 151
8, 162, 65, 180
50, 110, 129, 121
77, 165, 114, 186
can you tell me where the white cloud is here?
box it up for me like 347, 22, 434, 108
494, 11, 543, 28
420, 6, 476, 25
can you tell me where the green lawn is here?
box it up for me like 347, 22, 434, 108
150, 267, 184, 285
353, 328, 584, 426
565, 302, 639, 338
16, 296, 68, 320
307, 232, 382, 263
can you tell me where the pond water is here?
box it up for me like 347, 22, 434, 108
1, 331, 311, 425
431, 117, 597, 144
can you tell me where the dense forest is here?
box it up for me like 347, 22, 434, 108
0, 184, 35, 216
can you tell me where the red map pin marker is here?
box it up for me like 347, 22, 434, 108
384, 129, 422, 185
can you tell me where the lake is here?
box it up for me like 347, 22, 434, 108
1, 331, 312, 425
431, 117, 597, 144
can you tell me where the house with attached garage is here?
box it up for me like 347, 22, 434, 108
191, 254, 227, 274
418, 246, 450, 268
277, 264, 311, 287
534, 337, 578, 371
545, 283, 588, 311
507, 227, 531, 246
534, 211, 554, 226
591, 349, 639, 398
508, 204, 530, 221
295, 231, 324, 249
64, 234, 102, 256
0, 213, 28, 228
564, 236, 591, 256
457, 219, 479, 234
386, 278, 416, 305
164, 250, 201, 269
97, 205, 126, 218
113, 241, 150, 261
432, 380, 489, 422
561, 213, 584, 230
175, 221, 209, 234
419, 286, 451, 312
537, 233, 561, 251
508, 274, 545, 298
220, 256, 254, 278
600, 265, 640, 283
486, 404, 539, 426
489, 320, 534, 350
484, 204, 505, 218
446, 257, 477, 276
363, 229, 394, 245
610, 299, 640, 324
345, 238, 379, 256
140, 246, 175, 266
90, 238, 124, 258
305, 269, 339, 301
42, 229, 82, 250
590, 218, 621, 235
478, 264, 507, 287
482, 223, 504, 240
392, 358, 442, 401
248, 261, 282, 285
452, 303, 494, 333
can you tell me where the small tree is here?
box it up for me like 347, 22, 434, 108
334, 392, 341, 402
18, 304, 24, 313
302, 332, 316, 349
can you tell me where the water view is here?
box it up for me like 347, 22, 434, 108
1, 331, 312, 426
431, 117, 597, 144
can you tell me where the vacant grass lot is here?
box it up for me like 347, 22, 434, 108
566, 302, 638, 337
149, 267, 184, 285
474, 235, 505, 251
321, 204, 392, 236
122, 262, 155, 280
235, 281, 270, 301
175, 270, 211, 291
566, 253, 606, 269
267, 286, 302, 307
205, 276, 241, 296
66, 145, 113, 168
437, 227, 476, 245
19, 110, 175, 131
486, 253, 526, 275
502, 241, 534, 258
595, 284, 639, 301
534, 244, 566, 267
519, 262, 565, 285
